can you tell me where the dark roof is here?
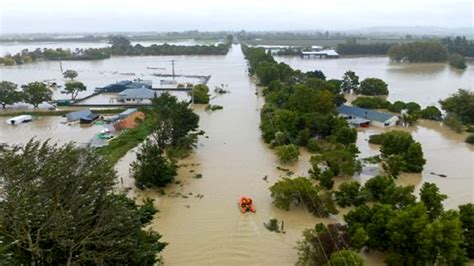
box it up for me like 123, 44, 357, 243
118, 88, 157, 99
66, 109, 92, 122
337, 105, 396, 123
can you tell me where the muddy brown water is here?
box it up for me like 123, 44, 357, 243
1, 45, 473, 265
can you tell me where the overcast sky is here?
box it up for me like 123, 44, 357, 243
0, 0, 472, 33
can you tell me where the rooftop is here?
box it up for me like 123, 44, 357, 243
118, 88, 157, 99
337, 105, 396, 123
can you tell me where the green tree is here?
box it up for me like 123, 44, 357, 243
459, 203, 474, 258
310, 148, 360, 178
62, 69, 78, 80
419, 106, 442, 121
466, 134, 474, 144
151, 92, 200, 148
341, 70, 359, 93
296, 223, 351, 266
448, 53, 467, 69
131, 138, 177, 189
328, 250, 365, 266
333, 126, 357, 145
0, 81, 23, 109
275, 144, 300, 163
61, 81, 86, 101
334, 181, 370, 207
191, 84, 210, 104
0, 141, 166, 265
381, 155, 405, 178
269, 177, 337, 217
439, 89, 474, 124
403, 142, 425, 173
21, 81, 53, 108
419, 183, 447, 220
356, 78, 389, 96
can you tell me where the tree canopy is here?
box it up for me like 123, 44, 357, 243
0, 141, 166, 265
0, 81, 23, 109
61, 81, 86, 101
21, 81, 53, 108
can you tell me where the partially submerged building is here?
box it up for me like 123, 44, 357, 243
337, 105, 399, 127
117, 88, 157, 104
302, 45, 339, 58
95, 79, 152, 93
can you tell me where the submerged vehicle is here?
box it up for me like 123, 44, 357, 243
6, 115, 33, 125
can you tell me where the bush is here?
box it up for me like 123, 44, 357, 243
449, 53, 467, 69
466, 134, 474, 144
443, 114, 463, 133
131, 139, 177, 189
368, 134, 385, 145
329, 250, 365, 266
356, 78, 389, 96
269, 177, 338, 217
352, 96, 390, 109
335, 181, 370, 207
191, 84, 210, 104
388, 101, 406, 113
420, 106, 442, 121
275, 144, 300, 163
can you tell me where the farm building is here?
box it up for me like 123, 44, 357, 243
337, 105, 399, 127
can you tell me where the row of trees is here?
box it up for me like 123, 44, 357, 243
109, 35, 232, 56
337, 39, 393, 55
0, 35, 234, 66
0, 70, 88, 108
388, 41, 449, 63
439, 89, 474, 143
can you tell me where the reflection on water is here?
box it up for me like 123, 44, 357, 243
276, 56, 474, 107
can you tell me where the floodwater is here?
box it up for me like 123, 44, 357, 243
0, 116, 106, 146
1, 44, 473, 265
276, 56, 474, 107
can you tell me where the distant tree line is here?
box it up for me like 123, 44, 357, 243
0, 35, 233, 66
337, 39, 393, 55
441, 36, 474, 57
388, 41, 448, 62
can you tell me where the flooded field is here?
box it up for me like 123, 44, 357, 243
1, 44, 473, 265
276, 56, 474, 107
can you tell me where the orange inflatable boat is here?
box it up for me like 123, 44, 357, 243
238, 196, 256, 213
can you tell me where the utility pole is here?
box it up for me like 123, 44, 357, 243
59, 59, 64, 73
171, 60, 175, 80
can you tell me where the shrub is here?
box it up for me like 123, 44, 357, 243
191, 84, 210, 104
449, 53, 467, 69
269, 177, 337, 217
334, 181, 370, 207
131, 139, 177, 189
466, 134, 474, 144
275, 144, 300, 163
368, 134, 385, 145
420, 106, 442, 121
352, 96, 390, 109
356, 78, 389, 96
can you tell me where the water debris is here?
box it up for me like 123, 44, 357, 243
214, 86, 230, 94
185, 205, 190, 208
195, 194, 204, 199
286, 171, 294, 176
264, 218, 283, 233
193, 174, 203, 179
276, 166, 290, 172
262, 175, 268, 182
430, 172, 447, 178
189, 169, 195, 173
206, 104, 223, 111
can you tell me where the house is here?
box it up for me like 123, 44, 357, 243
302, 45, 339, 58
95, 79, 152, 93
337, 105, 399, 127
117, 88, 157, 104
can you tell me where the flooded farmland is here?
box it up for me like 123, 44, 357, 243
1, 44, 473, 265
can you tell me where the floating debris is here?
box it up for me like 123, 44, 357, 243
276, 166, 290, 172
206, 104, 223, 111
430, 172, 448, 178
262, 175, 268, 182
193, 174, 203, 179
